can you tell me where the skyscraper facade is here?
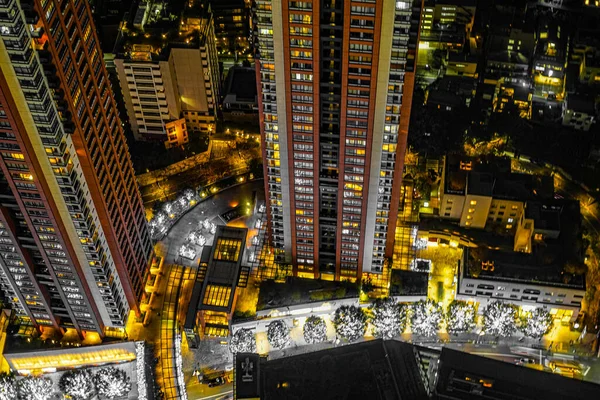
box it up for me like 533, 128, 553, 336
255, 0, 421, 280
0, 0, 152, 336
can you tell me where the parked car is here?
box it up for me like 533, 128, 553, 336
208, 377, 226, 388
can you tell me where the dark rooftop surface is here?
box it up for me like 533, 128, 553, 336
437, 348, 600, 400
259, 339, 430, 400
525, 201, 562, 232
224, 67, 257, 101
257, 277, 358, 311
443, 155, 553, 200
567, 93, 596, 114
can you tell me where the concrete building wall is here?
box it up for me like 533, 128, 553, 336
440, 193, 466, 220
459, 194, 493, 228
457, 276, 584, 322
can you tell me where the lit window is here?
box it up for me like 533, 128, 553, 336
470, 200, 477, 205
506, 224, 513, 229
508, 218, 514, 223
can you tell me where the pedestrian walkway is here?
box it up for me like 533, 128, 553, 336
156, 265, 187, 400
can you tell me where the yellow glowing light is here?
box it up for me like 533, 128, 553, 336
11, 347, 136, 371
211, 187, 218, 193
201, 192, 207, 198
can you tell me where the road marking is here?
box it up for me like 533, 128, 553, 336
194, 389, 233, 400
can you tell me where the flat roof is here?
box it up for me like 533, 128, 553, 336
444, 155, 553, 200
437, 348, 600, 400
225, 66, 257, 101
566, 93, 596, 114
258, 339, 430, 400
198, 225, 247, 312
525, 201, 562, 232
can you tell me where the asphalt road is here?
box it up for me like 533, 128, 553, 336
140, 166, 250, 205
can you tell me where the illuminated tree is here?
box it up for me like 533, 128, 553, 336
0, 373, 16, 400
333, 305, 367, 342
229, 328, 256, 354
17, 377, 54, 400
411, 300, 443, 337
93, 367, 132, 399
183, 188, 195, 201
303, 315, 327, 344
59, 369, 95, 400
267, 320, 290, 349
370, 298, 407, 339
446, 301, 477, 334
483, 301, 518, 337
520, 308, 552, 339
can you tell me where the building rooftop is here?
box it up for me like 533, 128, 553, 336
444, 155, 552, 200
257, 339, 431, 400
436, 348, 600, 400
566, 93, 597, 114
463, 200, 585, 289
525, 201, 562, 232
236, 341, 600, 400
197, 226, 247, 313
114, 0, 213, 61
224, 66, 257, 102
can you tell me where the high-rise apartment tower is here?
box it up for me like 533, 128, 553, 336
0, 0, 153, 337
255, 0, 421, 280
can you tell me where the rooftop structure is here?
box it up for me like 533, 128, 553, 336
114, 0, 220, 139
184, 226, 249, 340
222, 66, 258, 122
252, 339, 435, 400
234, 341, 600, 399
562, 93, 597, 131
456, 199, 586, 321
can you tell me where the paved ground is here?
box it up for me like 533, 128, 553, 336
149, 181, 263, 399
157, 180, 264, 266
